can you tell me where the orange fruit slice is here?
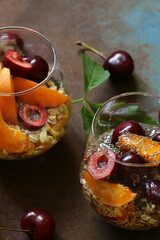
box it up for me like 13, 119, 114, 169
0, 109, 30, 153
13, 77, 70, 107
117, 132, 160, 164
83, 170, 136, 206
0, 68, 18, 124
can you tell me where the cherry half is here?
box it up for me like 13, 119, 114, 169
2, 50, 32, 76
21, 209, 56, 240
86, 149, 116, 179
111, 120, 145, 144
23, 55, 49, 83
75, 41, 134, 80
19, 105, 48, 130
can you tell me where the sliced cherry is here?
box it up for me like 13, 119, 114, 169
146, 180, 160, 205
21, 209, 56, 240
0, 32, 23, 48
2, 50, 32, 76
152, 133, 160, 143
19, 105, 48, 130
23, 55, 49, 83
86, 149, 116, 179
111, 120, 144, 144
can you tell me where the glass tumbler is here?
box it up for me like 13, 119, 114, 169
80, 92, 160, 230
0, 26, 71, 160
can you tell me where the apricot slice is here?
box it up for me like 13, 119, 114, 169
13, 77, 70, 107
83, 170, 136, 206
0, 68, 18, 124
117, 132, 160, 164
0, 109, 30, 153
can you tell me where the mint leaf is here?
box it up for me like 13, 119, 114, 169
81, 102, 94, 133
82, 53, 110, 93
109, 102, 158, 125
87, 101, 103, 113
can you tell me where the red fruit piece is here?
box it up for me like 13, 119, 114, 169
19, 105, 48, 130
23, 55, 49, 83
0, 32, 23, 48
112, 120, 144, 144
86, 150, 116, 179
21, 209, 55, 240
2, 50, 32, 76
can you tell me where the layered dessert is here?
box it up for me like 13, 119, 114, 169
0, 30, 71, 160
80, 120, 160, 230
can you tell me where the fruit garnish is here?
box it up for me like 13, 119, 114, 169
23, 55, 49, 83
146, 180, 160, 205
83, 170, 136, 206
111, 120, 144, 144
0, 67, 18, 124
75, 41, 134, 80
13, 77, 70, 107
2, 50, 32, 76
86, 150, 116, 179
119, 151, 144, 164
152, 133, 160, 142
117, 132, 160, 164
21, 209, 56, 240
0, 109, 30, 153
19, 105, 48, 130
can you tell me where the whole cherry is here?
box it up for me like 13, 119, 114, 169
75, 41, 134, 80
21, 209, 56, 240
0, 209, 55, 240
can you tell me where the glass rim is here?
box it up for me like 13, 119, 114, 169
91, 91, 160, 167
0, 26, 56, 96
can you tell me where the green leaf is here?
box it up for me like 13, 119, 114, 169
82, 53, 110, 93
87, 101, 103, 113
81, 101, 94, 133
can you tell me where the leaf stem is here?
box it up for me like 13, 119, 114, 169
71, 98, 84, 103
75, 41, 107, 61
0, 227, 31, 232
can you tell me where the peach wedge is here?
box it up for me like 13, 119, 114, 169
0, 109, 30, 153
13, 77, 70, 107
83, 170, 136, 207
0, 68, 18, 124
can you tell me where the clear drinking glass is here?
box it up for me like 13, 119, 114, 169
80, 92, 160, 230
0, 26, 71, 160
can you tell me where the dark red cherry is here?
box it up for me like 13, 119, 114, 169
117, 151, 150, 187
19, 105, 48, 130
120, 151, 144, 164
152, 133, 160, 143
86, 150, 116, 179
112, 120, 144, 144
103, 50, 134, 80
23, 55, 49, 83
146, 180, 160, 205
21, 209, 55, 240
2, 50, 32, 76
0, 32, 23, 48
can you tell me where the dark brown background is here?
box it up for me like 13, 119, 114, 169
0, 0, 159, 239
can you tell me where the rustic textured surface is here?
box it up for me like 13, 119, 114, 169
0, 0, 159, 239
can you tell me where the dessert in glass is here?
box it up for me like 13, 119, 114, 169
80, 92, 160, 230
0, 26, 71, 160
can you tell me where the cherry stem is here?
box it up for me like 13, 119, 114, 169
0, 227, 31, 233
75, 41, 107, 61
